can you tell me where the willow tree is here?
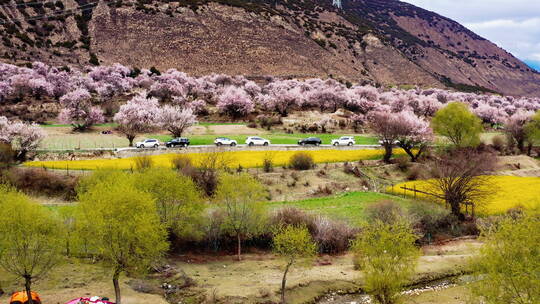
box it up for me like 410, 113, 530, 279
432, 102, 483, 147
351, 220, 419, 304
0, 186, 63, 304
215, 173, 267, 261
76, 172, 168, 304
134, 168, 205, 242
470, 212, 540, 303
273, 225, 317, 304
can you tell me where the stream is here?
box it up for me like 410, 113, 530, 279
316, 275, 474, 304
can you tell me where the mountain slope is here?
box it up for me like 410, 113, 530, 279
0, 0, 539, 96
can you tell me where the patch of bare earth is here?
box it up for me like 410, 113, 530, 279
496, 155, 540, 177
173, 238, 480, 303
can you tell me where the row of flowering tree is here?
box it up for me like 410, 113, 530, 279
2, 62, 540, 125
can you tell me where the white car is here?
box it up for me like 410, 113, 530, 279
378, 140, 401, 145
135, 139, 160, 148
245, 136, 270, 146
331, 136, 355, 146
214, 137, 237, 146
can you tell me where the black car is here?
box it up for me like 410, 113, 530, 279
166, 137, 190, 148
298, 137, 322, 146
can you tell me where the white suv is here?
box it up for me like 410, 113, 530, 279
245, 136, 270, 146
214, 137, 237, 146
331, 136, 355, 146
135, 139, 160, 148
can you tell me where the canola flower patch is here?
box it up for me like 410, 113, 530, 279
25, 149, 407, 171
388, 176, 540, 215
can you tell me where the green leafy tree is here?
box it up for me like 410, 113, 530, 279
432, 102, 483, 147
525, 110, 540, 144
469, 213, 540, 304
134, 168, 206, 241
351, 220, 420, 304
215, 173, 268, 261
76, 172, 168, 304
0, 186, 63, 304
272, 225, 317, 304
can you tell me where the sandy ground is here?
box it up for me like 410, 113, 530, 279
0, 262, 167, 304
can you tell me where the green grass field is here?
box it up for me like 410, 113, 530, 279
268, 191, 418, 223
152, 133, 379, 146
40, 133, 379, 150
40, 123, 119, 128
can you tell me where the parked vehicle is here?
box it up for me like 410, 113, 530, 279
245, 136, 270, 146
214, 137, 238, 146
378, 139, 400, 145
331, 136, 355, 146
135, 139, 160, 148
166, 137, 190, 147
298, 137, 322, 146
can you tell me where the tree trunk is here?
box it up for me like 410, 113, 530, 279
15, 150, 27, 162
66, 238, 71, 257
113, 268, 122, 304
517, 139, 525, 154
527, 143, 533, 156
281, 261, 293, 304
128, 135, 135, 147
24, 276, 33, 304
449, 200, 464, 221
237, 234, 242, 261
383, 144, 393, 163
171, 129, 182, 138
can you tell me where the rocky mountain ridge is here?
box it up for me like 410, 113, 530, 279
1, 0, 539, 96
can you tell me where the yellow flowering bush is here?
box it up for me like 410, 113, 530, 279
25, 149, 407, 171
388, 176, 540, 215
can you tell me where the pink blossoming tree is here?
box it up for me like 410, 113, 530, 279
159, 105, 197, 138
114, 92, 161, 146
217, 86, 254, 119
58, 89, 104, 131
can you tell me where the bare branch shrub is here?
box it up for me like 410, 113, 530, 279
426, 149, 497, 220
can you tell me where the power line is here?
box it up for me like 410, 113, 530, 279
0, 0, 60, 9
0, 2, 99, 25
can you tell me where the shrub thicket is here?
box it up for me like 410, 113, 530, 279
289, 152, 314, 170
134, 155, 153, 170
3, 168, 77, 200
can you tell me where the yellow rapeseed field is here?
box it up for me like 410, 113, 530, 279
25, 149, 406, 171
388, 176, 540, 215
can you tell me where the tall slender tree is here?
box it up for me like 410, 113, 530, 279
215, 173, 267, 261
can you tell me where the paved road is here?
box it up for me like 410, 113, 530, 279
38, 144, 383, 153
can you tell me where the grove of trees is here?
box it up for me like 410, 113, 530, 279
1, 61, 540, 144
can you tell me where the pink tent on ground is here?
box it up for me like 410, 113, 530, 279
65, 297, 115, 304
